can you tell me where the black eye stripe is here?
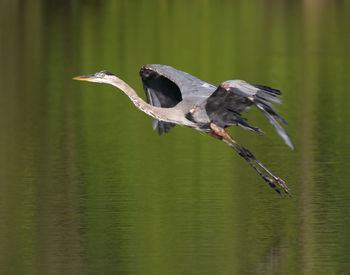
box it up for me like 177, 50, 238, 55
100, 70, 113, 75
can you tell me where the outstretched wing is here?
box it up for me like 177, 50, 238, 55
202, 80, 294, 149
140, 64, 216, 134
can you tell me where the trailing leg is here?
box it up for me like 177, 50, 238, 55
208, 123, 290, 196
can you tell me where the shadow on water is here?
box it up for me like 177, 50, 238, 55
0, 0, 350, 274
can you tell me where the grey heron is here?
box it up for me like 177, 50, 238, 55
74, 64, 294, 196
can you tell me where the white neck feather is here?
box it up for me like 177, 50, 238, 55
108, 76, 190, 126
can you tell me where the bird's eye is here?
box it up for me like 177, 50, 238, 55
99, 73, 105, 78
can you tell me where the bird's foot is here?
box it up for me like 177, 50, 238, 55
207, 124, 291, 196
235, 145, 291, 196
265, 176, 290, 197
238, 146, 291, 196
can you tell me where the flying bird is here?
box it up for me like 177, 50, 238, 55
74, 64, 294, 196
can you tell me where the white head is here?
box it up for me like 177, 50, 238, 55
73, 70, 117, 84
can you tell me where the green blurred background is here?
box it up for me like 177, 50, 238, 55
1, 0, 350, 274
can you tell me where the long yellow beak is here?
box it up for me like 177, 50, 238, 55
73, 74, 95, 81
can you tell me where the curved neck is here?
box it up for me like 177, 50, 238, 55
109, 76, 187, 125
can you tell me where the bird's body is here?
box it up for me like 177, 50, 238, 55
140, 64, 216, 132
74, 64, 294, 196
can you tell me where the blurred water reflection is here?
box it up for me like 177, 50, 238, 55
0, 0, 350, 274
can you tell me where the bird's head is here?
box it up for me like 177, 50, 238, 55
73, 70, 116, 84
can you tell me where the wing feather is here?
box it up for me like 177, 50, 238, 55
140, 64, 216, 134
202, 80, 294, 149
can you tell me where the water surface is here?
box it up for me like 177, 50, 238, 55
1, 1, 350, 274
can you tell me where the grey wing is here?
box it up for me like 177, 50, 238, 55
140, 64, 216, 134
202, 80, 294, 149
